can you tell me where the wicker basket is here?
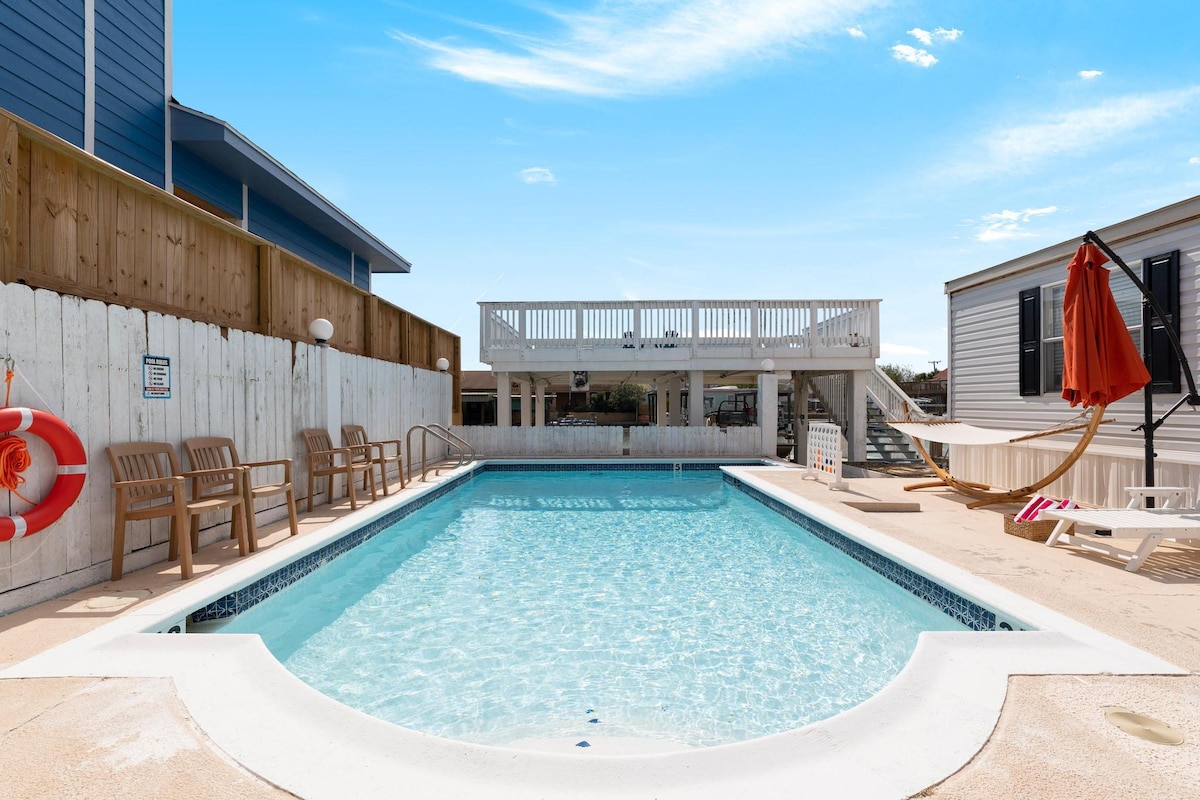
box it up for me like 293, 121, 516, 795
1002, 513, 1071, 542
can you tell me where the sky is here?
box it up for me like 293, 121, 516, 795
172, 1, 1200, 373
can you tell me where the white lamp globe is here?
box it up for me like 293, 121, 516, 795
760, 358, 775, 372
308, 318, 334, 344
436, 357, 450, 372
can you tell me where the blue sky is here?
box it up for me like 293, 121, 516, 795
172, 1, 1200, 372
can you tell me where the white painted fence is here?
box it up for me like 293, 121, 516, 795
629, 426, 761, 457
805, 422, 848, 490
452, 426, 623, 457
0, 283, 450, 613
448, 425, 764, 458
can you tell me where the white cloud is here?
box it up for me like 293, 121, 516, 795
847, 25, 866, 39
949, 87, 1200, 179
973, 206, 1059, 242
891, 44, 937, 67
907, 27, 932, 45
519, 167, 557, 184
1190, 156, 1200, 165
390, 0, 887, 97
1079, 69, 1103, 80
933, 27, 961, 42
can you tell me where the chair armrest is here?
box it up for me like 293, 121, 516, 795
309, 446, 354, 466
242, 458, 294, 482
182, 466, 246, 479
369, 439, 403, 456
111, 475, 185, 491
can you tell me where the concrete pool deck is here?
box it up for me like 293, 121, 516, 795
2, 463, 1198, 798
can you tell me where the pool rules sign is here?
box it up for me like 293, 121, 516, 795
143, 355, 172, 399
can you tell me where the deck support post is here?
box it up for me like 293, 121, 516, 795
759, 371, 778, 457
847, 369, 868, 461
496, 372, 511, 427
519, 380, 532, 427
687, 370, 705, 427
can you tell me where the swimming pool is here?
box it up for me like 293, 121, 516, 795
5, 460, 1180, 800
208, 469, 968, 747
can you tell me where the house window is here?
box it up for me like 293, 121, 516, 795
1022, 267, 1143, 395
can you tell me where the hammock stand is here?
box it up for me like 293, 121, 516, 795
890, 406, 1109, 508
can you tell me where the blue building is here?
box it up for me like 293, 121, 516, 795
0, 0, 409, 288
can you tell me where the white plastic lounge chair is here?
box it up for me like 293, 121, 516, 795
1041, 507, 1200, 572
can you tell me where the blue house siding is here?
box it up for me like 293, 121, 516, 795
171, 145, 243, 218
248, 190, 353, 282
0, 0, 85, 146
353, 258, 370, 290
94, 0, 165, 186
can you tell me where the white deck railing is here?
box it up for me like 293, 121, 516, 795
480, 299, 879, 361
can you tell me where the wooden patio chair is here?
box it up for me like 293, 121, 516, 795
300, 428, 378, 512
184, 436, 299, 551
342, 424, 406, 494
106, 442, 248, 581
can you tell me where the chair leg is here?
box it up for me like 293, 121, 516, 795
111, 508, 127, 581
167, 514, 180, 563
176, 498, 193, 580
285, 487, 299, 536
242, 472, 259, 552
367, 464, 378, 502
378, 459, 390, 496
306, 470, 316, 512
233, 501, 249, 557
346, 466, 358, 510
190, 514, 201, 554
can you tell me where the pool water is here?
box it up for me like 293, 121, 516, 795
212, 470, 968, 747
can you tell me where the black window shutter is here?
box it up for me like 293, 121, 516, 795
1018, 287, 1041, 396
1143, 251, 1181, 393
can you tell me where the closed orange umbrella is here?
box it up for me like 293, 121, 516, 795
1061, 242, 1150, 408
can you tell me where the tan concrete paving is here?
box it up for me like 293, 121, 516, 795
2, 466, 1199, 799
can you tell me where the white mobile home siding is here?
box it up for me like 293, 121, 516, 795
947, 199, 1200, 508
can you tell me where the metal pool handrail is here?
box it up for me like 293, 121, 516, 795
405, 425, 472, 482
426, 424, 476, 462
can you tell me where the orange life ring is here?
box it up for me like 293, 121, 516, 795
0, 407, 87, 541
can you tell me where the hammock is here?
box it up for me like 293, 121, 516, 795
889, 406, 1109, 508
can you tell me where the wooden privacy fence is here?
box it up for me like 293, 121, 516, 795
0, 108, 459, 414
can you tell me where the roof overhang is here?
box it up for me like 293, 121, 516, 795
170, 102, 411, 274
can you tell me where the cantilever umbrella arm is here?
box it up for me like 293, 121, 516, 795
1084, 231, 1200, 492
1083, 231, 1200, 407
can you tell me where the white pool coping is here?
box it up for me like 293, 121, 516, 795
4, 461, 1184, 800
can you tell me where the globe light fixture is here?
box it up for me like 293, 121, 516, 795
436, 357, 450, 372
760, 358, 775, 372
308, 318, 334, 346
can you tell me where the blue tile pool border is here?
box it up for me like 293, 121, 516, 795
192, 462, 999, 632
723, 473, 999, 631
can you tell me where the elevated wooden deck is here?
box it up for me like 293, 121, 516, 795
480, 299, 880, 380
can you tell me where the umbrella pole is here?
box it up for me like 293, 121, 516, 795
1083, 231, 1200, 500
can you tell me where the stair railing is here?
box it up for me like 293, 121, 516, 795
866, 366, 936, 422
406, 425, 473, 482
